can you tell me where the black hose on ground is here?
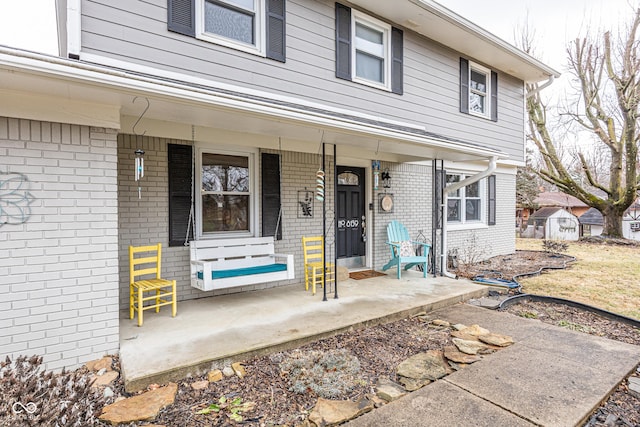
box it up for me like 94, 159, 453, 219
477, 250, 640, 328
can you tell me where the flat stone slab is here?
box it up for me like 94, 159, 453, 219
309, 397, 374, 426
345, 379, 535, 427
99, 383, 178, 425
397, 350, 448, 391
446, 344, 638, 426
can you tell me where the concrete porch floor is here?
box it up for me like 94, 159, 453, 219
119, 270, 489, 392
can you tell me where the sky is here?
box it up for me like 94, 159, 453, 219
439, 0, 635, 74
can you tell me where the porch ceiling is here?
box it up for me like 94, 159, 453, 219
0, 48, 505, 163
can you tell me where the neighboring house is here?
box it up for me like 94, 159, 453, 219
524, 207, 580, 240
517, 191, 589, 230
578, 207, 603, 237
0, 0, 558, 371
623, 200, 640, 241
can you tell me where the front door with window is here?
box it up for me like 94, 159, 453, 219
336, 166, 366, 269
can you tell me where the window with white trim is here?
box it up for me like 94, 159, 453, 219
353, 11, 390, 89
446, 173, 484, 224
197, 0, 264, 55
468, 63, 490, 117
459, 57, 498, 121
168, 0, 286, 61
335, 3, 403, 94
198, 149, 256, 236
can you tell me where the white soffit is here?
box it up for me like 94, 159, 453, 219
348, 0, 560, 82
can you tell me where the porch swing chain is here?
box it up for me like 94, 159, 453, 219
184, 125, 196, 246
274, 138, 283, 238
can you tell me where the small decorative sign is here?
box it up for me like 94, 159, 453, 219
379, 193, 394, 213
298, 190, 314, 218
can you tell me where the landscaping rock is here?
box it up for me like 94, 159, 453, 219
191, 380, 209, 391
452, 338, 490, 355
459, 324, 491, 337
91, 371, 119, 388
431, 319, 450, 327
451, 330, 482, 342
443, 345, 481, 364
452, 323, 467, 331
628, 377, 640, 399
478, 332, 514, 347
375, 377, 406, 402
232, 362, 247, 378
308, 397, 374, 426
103, 387, 114, 399
207, 369, 223, 382
396, 350, 448, 391
99, 383, 178, 425
85, 356, 112, 372
222, 366, 235, 377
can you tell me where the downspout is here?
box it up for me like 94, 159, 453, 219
525, 75, 555, 99
441, 156, 497, 279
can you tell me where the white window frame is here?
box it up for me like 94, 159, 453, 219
196, 0, 266, 57
195, 144, 259, 239
351, 10, 392, 91
468, 61, 491, 119
446, 172, 487, 229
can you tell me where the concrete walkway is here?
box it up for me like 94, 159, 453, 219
119, 271, 488, 392
346, 304, 640, 427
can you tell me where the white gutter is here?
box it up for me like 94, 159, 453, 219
441, 156, 497, 279
526, 75, 556, 98
0, 47, 507, 160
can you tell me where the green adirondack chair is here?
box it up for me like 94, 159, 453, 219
382, 220, 430, 279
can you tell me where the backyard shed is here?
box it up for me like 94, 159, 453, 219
525, 207, 580, 240
578, 208, 603, 237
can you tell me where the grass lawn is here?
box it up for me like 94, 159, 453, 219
515, 238, 640, 320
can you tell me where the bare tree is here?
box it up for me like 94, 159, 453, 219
526, 8, 640, 237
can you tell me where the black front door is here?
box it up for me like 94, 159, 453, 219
336, 166, 366, 268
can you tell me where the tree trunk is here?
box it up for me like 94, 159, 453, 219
602, 207, 624, 237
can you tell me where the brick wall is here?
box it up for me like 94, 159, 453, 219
0, 117, 119, 371
116, 137, 335, 308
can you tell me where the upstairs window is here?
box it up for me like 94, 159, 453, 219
335, 3, 403, 94
353, 13, 390, 87
460, 58, 498, 121
203, 0, 258, 46
168, 0, 286, 62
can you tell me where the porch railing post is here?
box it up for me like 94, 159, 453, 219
333, 143, 338, 299
322, 142, 328, 302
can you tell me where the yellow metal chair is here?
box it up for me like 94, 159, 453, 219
302, 236, 335, 295
129, 243, 177, 326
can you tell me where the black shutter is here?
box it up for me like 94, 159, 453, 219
459, 57, 469, 113
168, 144, 194, 246
168, 0, 195, 37
335, 3, 352, 81
435, 169, 446, 230
261, 153, 282, 240
266, 0, 286, 62
490, 70, 498, 122
391, 27, 403, 95
488, 174, 496, 225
